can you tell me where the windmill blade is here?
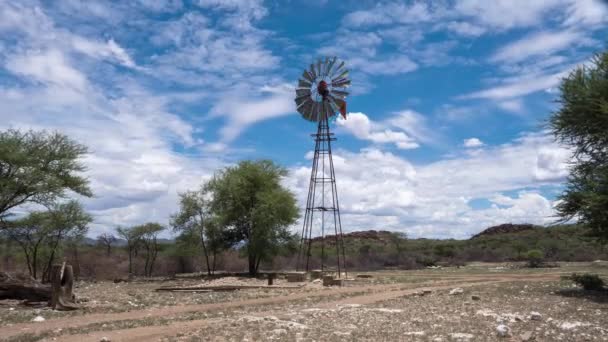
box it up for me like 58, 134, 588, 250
299, 100, 313, 119
296, 88, 311, 97
302, 70, 313, 83
295, 94, 311, 105
330, 89, 349, 99
330, 96, 346, 111
324, 100, 334, 119
331, 78, 351, 88
311, 102, 319, 122
298, 79, 312, 89
316, 60, 322, 78
309, 64, 317, 79
296, 96, 312, 108
332, 69, 349, 83
330, 61, 345, 78
326, 57, 337, 77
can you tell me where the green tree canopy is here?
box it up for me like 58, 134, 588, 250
4, 200, 91, 280
171, 188, 228, 275
550, 51, 608, 243
0, 129, 92, 220
208, 160, 299, 276
133, 222, 164, 277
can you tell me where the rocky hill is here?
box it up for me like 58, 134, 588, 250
470, 223, 539, 239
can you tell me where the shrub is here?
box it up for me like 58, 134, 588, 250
563, 273, 606, 291
524, 249, 544, 268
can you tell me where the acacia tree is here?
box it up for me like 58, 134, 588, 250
133, 223, 164, 277
0, 129, 92, 221
4, 201, 91, 280
208, 160, 299, 276
550, 51, 608, 244
97, 233, 117, 256
171, 189, 227, 275
116, 226, 141, 276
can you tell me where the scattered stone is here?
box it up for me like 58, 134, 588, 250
449, 332, 474, 341
404, 331, 426, 336
449, 288, 464, 295
530, 312, 542, 321
100, 337, 111, 342
520, 331, 534, 341
471, 295, 480, 301
32, 315, 45, 322
496, 324, 510, 337
559, 321, 589, 331
423, 289, 432, 295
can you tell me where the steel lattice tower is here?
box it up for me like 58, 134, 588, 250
297, 109, 347, 277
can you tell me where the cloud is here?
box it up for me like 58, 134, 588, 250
5, 49, 88, 91
336, 112, 419, 150
497, 99, 525, 113
287, 131, 570, 238
490, 30, 591, 64
210, 84, 295, 144
459, 69, 568, 100
463, 138, 484, 148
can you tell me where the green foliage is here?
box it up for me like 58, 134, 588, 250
133, 223, 164, 277
563, 273, 606, 291
207, 160, 299, 276
116, 226, 141, 275
0, 129, 92, 220
171, 188, 227, 275
524, 249, 544, 268
3, 201, 91, 280
550, 51, 608, 244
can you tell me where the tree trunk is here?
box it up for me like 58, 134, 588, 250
0, 272, 51, 301
248, 253, 256, 276
127, 245, 133, 275
49, 263, 78, 311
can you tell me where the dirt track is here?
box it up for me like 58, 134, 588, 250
1, 272, 563, 341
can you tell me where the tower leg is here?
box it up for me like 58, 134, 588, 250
297, 111, 347, 277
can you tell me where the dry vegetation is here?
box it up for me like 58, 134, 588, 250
1, 262, 607, 341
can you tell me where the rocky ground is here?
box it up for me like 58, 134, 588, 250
0, 262, 607, 341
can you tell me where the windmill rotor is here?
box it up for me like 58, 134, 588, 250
295, 57, 350, 122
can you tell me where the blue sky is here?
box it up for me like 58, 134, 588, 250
1, 0, 607, 239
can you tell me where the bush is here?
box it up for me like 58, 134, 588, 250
563, 273, 606, 291
524, 249, 544, 268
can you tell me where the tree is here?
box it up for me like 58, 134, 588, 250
97, 233, 117, 256
0, 130, 92, 221
3, 201, 91, 280
116, 226, 141, 276
524, 249, 544, 268
550, 51, 608, 244
133, 223, 164, 277
171, 189, 226, 275
388, 232, 407, 265
208, 160, 299, 276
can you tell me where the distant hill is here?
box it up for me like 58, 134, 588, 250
470, 223, 539, 239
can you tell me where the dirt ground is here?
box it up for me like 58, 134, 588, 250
1, 262, 607, 341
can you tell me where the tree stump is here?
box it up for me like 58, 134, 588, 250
49, 263, 78, 311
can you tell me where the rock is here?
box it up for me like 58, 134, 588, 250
471, 295, 480, 300
32, 315, 45, 322
520, 331, 534, 341
496, 324, 510, 337
530, 312, 542, 321
404, 331, 426, 336
423, 289, 432, 295
100, 337, 111, 342
449, 288, 464, 295
449, 332, 474, 341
